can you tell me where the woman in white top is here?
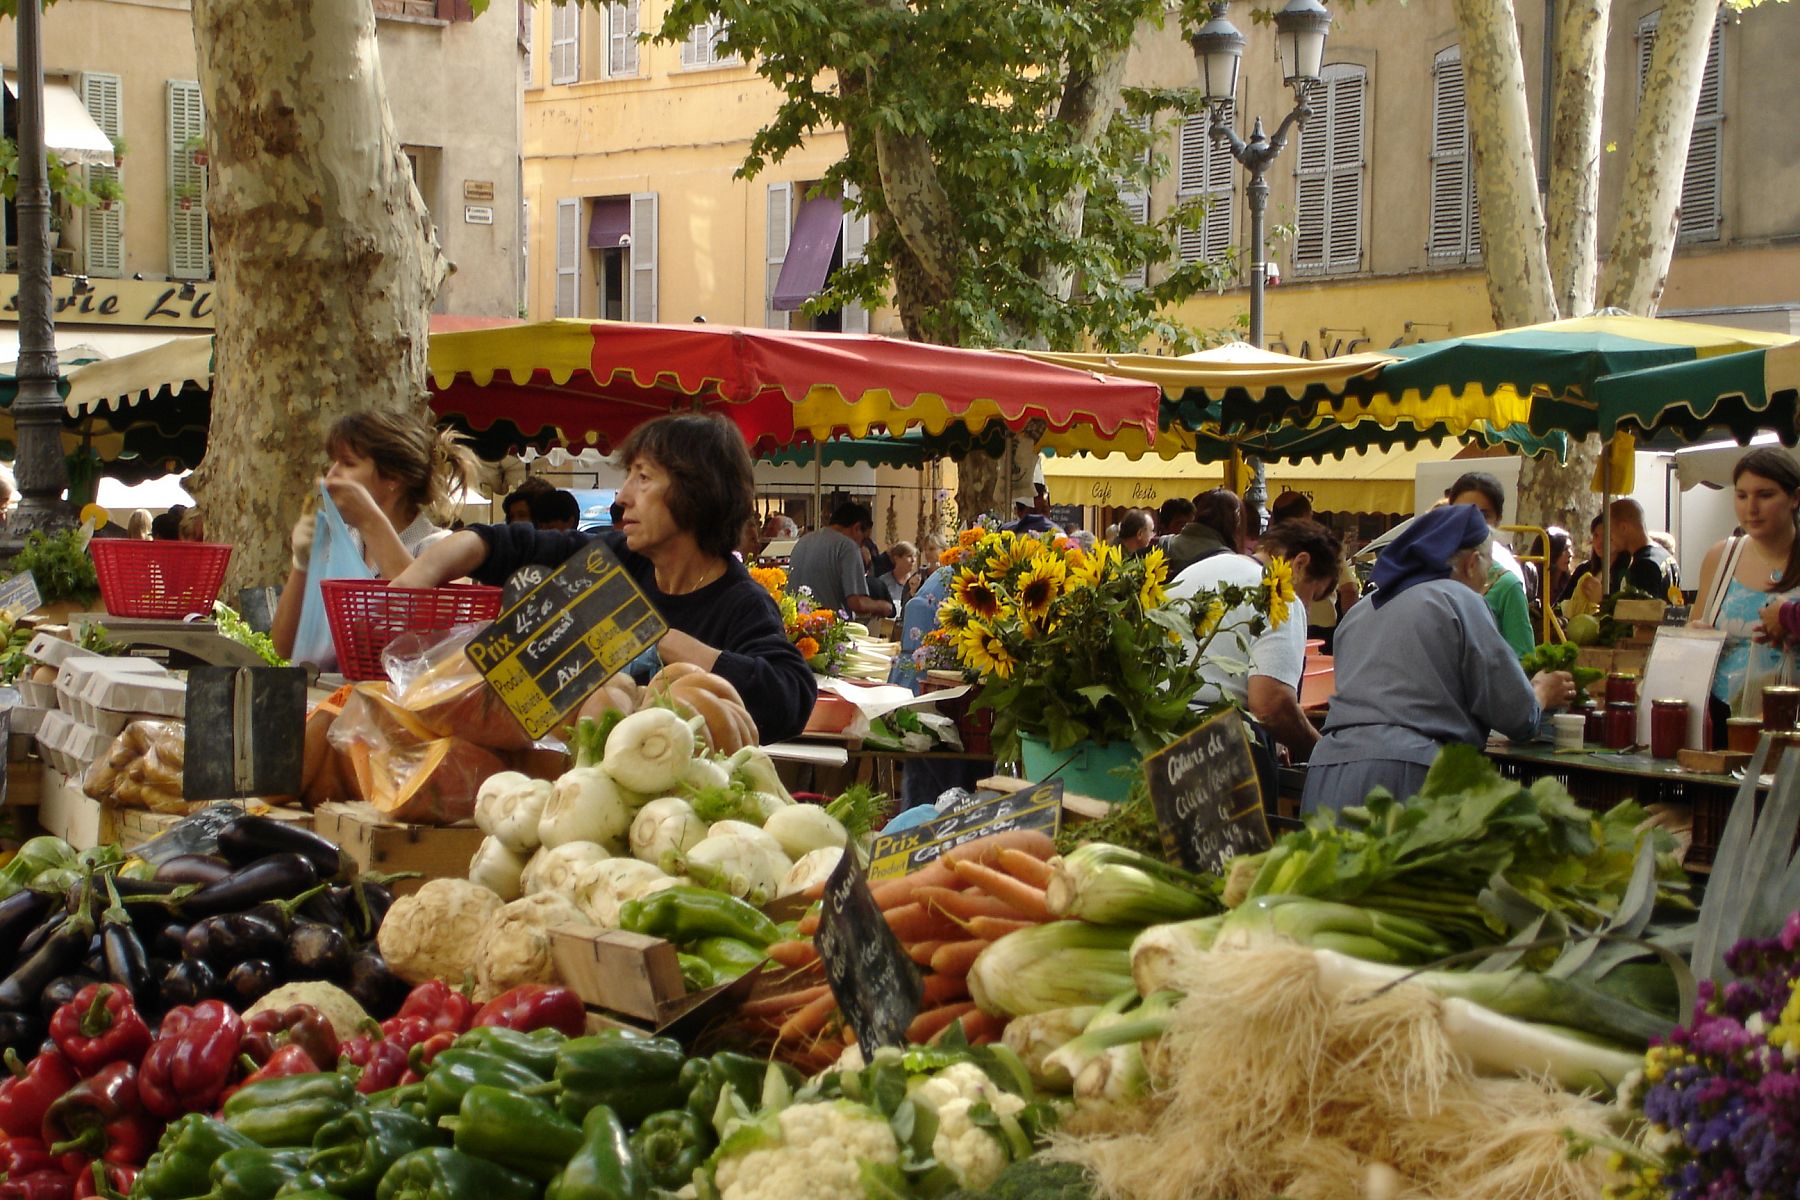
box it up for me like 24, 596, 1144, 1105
271, 411, 478, 662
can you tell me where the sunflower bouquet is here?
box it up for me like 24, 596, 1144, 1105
749, 564, 856, 675
937, 529, 1293, 754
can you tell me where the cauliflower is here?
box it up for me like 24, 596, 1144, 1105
711, 1101, 899, 1200
909, 1063, 1029, 1191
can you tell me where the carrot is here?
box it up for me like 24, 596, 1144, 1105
907, 939, 945, 967
870, 859, 961, 909
796, 909, 821, 937
967, 915, 1038, 941
951, 1010, 1007, 1045
765, 939, 820, 968
800, 880, 827, 903
738, 983, 828, 1020
950, 859, 1050, 919
916, 885, 1032, 923
922, 971, 970, 1006
996, 847, 1055, 889
906, 1001, 979, 1044
777, 987, 841, 1042
880, 902, 941, 943
929, 938, 991, 977
943, 829, 1057, 865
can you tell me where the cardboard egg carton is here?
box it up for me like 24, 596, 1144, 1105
25, 631, 102, 671
81, 670, 185, 720
54, 657, 168, 717
7, 705, 50, 737
17, 678, 58, 709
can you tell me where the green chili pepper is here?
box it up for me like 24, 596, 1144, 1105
450, 1026, 561, 1078
136, 1114, 258, 1200
374, 1148, 539, 1200
273, 1173, 329, 1198
553, 1035, 686, 1127
421, 1049, 553, 1121
206, 1147, 312, 1200
628, 1109, 712, 1192
676, 954, 716, 992
690, 936, 765, 979
222, 1072, 358, 1116
616, 886, 780, 947
305, 1107, 439, 1200
440, 1086, 582, 1182
546, 1106, 646, 1200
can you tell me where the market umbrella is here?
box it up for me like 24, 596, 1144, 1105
1594, 338, 1800, 444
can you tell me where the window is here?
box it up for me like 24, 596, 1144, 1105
520, 0, 534, 87
80, 72, 123, 278
555, 198, 579, 316
402, 146, 439, 218
1115, 112, 1151, 289
1176, 106, 1233, 268
841, 184, 870, 334
1637, 10, 1723, 243
550, 2, 580, 85
1427, 46, 1480, 263
628, 191, 657, 321
1293, 63, 1365, 274
766, 183, 865, 331
680, 18, 738, 69
606, 2, 639, 78
167, 79, 209, 280
764, 182, 792, 330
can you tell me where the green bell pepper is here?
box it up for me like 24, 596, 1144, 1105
546, 1106, 645, 1200
422, 1049, 553, 1121
364, 1083, 427, 1115
676, 954, 716, 992
690, 936, 765, 979
305, 1107, 440, 1200
136, 1114, 258, 1200
273, 1173, 329, 1198
221, 1075, 357, 1148
616, 886, 780, 947
450, 1026, 562, 1078
681, 1052, 797, 1124
628, 1109, 712, 1192
553, 1035, 686, 1127
206, 1148, 312, 1200
374, 1148, 539, 1200
442, 1086, 582, 1182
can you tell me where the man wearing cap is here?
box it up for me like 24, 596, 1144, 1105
1005, 491, 1056, 535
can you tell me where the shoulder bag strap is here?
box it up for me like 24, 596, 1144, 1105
1703, 536, 1749, 628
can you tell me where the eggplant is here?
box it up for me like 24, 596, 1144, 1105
16, 912, 69, 962
36, 973, 100, 1022
154, 855, 235, 887
299, 886, 349, 929
80, 950, 105, 978
217, 818, 342, 879
100, 878, 155, 1012
346, 947, 409, 1018
0, 908, 96, 1013
224, 959, 279, 1006
285, 921, 351, 979
0, 1011, 43, 1058
180, 918, 222, 964
109, 877, 188, 899
244, 883, 330, 935
180, 854, 320, 920
214, 914, 284, 963
160, 958, 217, 1007
155, 923, 190, 959
0, 890, 57, 965
347, 882, 395, 941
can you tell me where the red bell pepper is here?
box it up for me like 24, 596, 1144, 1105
0, 1136, 56, 1179
0, 1052, 77, 1140
472, 984, 585, 1037
48, 987, 150, 1077
237, 1045, 317, 1089
375, 1016, 429, 1052
42, 1063, 158, 1171
72, 1163, 134, 1200
404, 1031, 457, 1076
0, 1171, 73, 1200
241, 1006, 338, 1071
394, 982, 474, 1035
341, 1037, 408, 1095
137, 1001, 242, 1119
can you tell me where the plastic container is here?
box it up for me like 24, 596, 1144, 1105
320, 580, 504, 681
1018, 733, 1137, 803
1552, 712, 1586, 751
90, 540, 233, 619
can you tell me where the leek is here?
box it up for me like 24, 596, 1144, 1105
1043, 990, 1180, 1104
966, 921, 1140, 1017
1045, 843, 1221, 925
1000, 1005, 1102, 1093
1215, 894, 1456, 963
1129, 915, 1225, 996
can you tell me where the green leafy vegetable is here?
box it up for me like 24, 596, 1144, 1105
211, 603, 285, 666
11, 528, 99, 605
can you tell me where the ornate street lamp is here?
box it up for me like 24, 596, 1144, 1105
1189, 0, 1331, 525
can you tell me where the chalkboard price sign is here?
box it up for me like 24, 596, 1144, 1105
866, 779, 1063, 881
1142, 708, 1271, 874
815, 835, 923, 1053
467, 543, 668, 739
0, 571, 42, 618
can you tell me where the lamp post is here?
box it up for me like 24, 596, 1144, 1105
5, 0, 75, 548
1191, 0, 1331, 528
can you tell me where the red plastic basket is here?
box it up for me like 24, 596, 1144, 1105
320, 579, 503, 680
89, 539, 233, 619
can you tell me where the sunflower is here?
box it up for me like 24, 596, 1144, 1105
1195, 597, 1227, 639
959, 622, 1017, 680
952, 571, 1005, 620
938, 600, 973, 631
1264, 556, 1297, 630
1066, 541, 1118, 591
1138, 547, 1170, 610
795, 636, 821, 661
1014, 556, 1066, 624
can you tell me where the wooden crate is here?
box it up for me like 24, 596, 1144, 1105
1613, 599, 1669, 624
313, 802, 484, 894
549, 925, 766, 1033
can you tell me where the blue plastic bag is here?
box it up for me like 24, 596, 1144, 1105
292, 486, 375, 669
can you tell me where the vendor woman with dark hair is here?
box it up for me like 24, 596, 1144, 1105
393, 412, 816, 743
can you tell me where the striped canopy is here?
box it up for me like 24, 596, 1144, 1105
1595, 338, 1800, 443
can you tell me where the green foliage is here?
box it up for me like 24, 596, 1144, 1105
211, 602, 287, 667
940, 1157, 1099, 1200
650, 0, 1234, 351
0, 137, 126, 211
11, 528, 99, 605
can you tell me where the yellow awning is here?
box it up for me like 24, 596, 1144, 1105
1015, 344, 1396, 401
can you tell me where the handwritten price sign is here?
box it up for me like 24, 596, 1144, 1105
1142, 708, 1271, 874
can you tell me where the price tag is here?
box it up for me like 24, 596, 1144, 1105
466, 542, 668, 739
866, 779, 1063, 882
0, 571, 42, 617
815, 835, 923, 1054
1142, 708, 1270, 874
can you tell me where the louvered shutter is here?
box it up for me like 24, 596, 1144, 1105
840, 184, 870, 333
1638, 12, 1725, 245
554, 198, 578, 317
520, 0, 533, 86
80, 72, 123, 278
1427, 47, 1473, 262
1116, 113, 1150, 289
1294, 65, 1365, 274
608, 2, 638, 79
765, 181, 792, 330
629, 191, 657, 322
1176, 107, 1234, 267
550, 3, 579, 85
166, 80, 209, 280
1293, 88, 1329, 271
682, 19, 733, 68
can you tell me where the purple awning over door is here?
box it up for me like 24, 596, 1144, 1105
588, 198, 630, 249
771, 194, 845, 311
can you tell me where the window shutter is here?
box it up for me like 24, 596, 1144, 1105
764, 181, 792, 330
1116, 112, 1150, 290
840, 183, 870, 333
1293, 65, 1364, 274
629, 191, 657, 322
1636, 12, 1658, 99
554, 198, 578, 317
1293, 88, 1329, 270
1638, 11, 1724, 244
608, 2, 638, 79
682, 19, 734, 68
521, 1, 533, 86
166, 80, 209, 281
1427, 46, 1473, 262
80, 72, 123, 278
1326, 69, 1365, 272
550, 3, 579, 85
1176, 106, 1233, 266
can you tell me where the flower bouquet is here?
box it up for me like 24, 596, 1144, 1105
936, 529, 1292, 755
750, 564, 855, 676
